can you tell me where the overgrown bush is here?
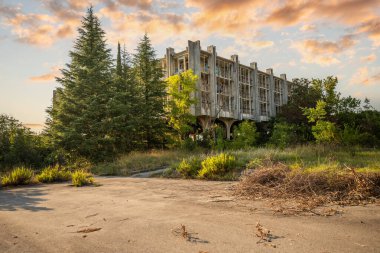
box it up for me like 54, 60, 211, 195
176, 156, 202, 178
198, 153, 236, 180
71, 170, 94, 187
36, 165, 71, 183
1, 167, 34, 186
230, 121, 258, 149
268, 122, 297, 149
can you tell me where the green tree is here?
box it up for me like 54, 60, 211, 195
132, 34, 167, 149
231, 121, 258, 149
0, 114, 48, 170
303, 100, 337, 144
47, 7, 115, 161
166, 69, 198, 143
269, 122, 296, 149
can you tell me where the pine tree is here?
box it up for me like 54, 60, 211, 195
47, 7, 115, 161
132, 34, 167, 149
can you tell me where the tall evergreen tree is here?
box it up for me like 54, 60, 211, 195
132, 34, 167, 149
116, 42, 123, 77
47, 7, 115, 161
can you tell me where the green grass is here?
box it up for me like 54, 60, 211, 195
92, 150, 199, 176
91, 145, 380, 179
231, 145, 380, 173
36, 165, 72, 183
1, 167, 34, 187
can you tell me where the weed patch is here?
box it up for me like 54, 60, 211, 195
36, 165, 71, 183
1, 167, 34, 187
72, 170, 94, 187
198, 153, 237, 180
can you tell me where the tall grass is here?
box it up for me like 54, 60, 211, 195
36, 165, 72, 183
91, 145, 380, 178
1, 167, 34, 187
92, 150, 198, 176
72, 170, 94, 187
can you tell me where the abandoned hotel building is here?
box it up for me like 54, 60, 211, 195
161, 40, 293, 139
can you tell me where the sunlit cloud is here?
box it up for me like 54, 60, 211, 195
361, 53, 377, 62
266, 0, 380, 27
350, 66, 380, 86
292, 35, 356, 66
299, 24, 316, 32
186, 0, 264, 37
357, 18, 380, 46
29, 66, 60, 82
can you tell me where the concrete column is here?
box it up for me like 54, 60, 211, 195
266, 68, 275, 117
198, 116, 210, 132
250, 62, 260, 122
220, 118, 235, 140
231, 55, 239, 120
188, 40, 201, 116
165, 47, 175, 77
207, 45, 217, 118
280, 73, 288, 105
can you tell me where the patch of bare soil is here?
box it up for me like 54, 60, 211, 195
235, 162, 380, 215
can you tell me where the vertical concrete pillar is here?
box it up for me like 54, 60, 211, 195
207, 45, 217, 118
280, 74, 288, 105
250, 62, 260, 122
188, 40, 201, 116
220, 118, 235, 140
231, 55, 239, 120
266, 68, 275, 117
165, 48, 175, 78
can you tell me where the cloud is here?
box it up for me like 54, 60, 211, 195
266, 1, 310, 26
0, 1, 87, 46
357, 18, 380, 46
299, 24, 316, 32
266, 0, 380, 27
237, 38, 274, 50
98, 5, 187, 46
361, 54, 377, 62
186, 0, 263, 36
30, 66, 60, 82
350, 67, 380, 86
292, 35, 356, 66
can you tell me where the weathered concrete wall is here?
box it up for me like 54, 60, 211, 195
266, 68, 275, 117
188, 40, 201, 115
207, 45, 217, 118
250, 62, 260, 122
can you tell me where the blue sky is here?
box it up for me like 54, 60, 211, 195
0, 0, 380, 131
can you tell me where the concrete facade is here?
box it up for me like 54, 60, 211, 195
162, 40, 293, 138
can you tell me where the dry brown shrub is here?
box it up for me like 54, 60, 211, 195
236, 163, 380, 215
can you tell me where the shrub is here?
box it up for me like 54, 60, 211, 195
71, 170, 94, 187
198, 153, 236, 180
36, 165, 71, 183
176, 156, 202, 178
1, 167, 34, 186
268, 122, 297, 149
230, 121, 258, 149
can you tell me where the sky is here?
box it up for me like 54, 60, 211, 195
0, 0, 380, 132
